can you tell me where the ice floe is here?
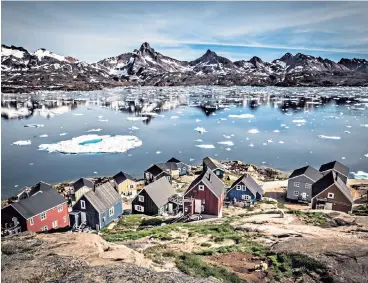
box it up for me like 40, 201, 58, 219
364, 153, 368, 158
195, 144, 215, 149
127, 117, 148, 121
73, 113, 84, 116
351, 171, 368, 179
12, 140, 31, 145
279, 141, 285, 144
25, 124, 44, 128
129, 126, 139, 131
170, 116, 180, 119
194, 139, 203, 142
225, 148, 231, 151
98, 119, 108, 122
360, 124, 368, 128
248, 129, 259, 134
38, 134, 142, 154
195, 119, 201, 122
86, 128, 103, 132
194, 127, 207, 134
156, 151, 161, 154
217, 141, 234, 146
249, 143, 254, 147
39, 134, 48, 138
292, 119, 307, 124
273, 130, 280, 133
318, 135, 341, 140
228, 114, 254, 119
223, 135, 231, 139
60, 133, 68, 136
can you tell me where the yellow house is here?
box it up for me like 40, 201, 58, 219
71, 177, 94, 204
113, 171, 137, 196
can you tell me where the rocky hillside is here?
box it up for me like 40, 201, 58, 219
2, 42, 368, 93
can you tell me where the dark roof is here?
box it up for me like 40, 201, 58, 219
113, 171, 135, 184
83, 182, 121, 213
319, 161, 349, 177
72, 178, 94, 191
145, 164, 165, 176
167, 157, 181, 163
289, 166, 323, 182
187, 169, 225, 199
142, 177, 176, 207
230, 174, 263, 195
203, 157, 223, 171
157, 162, 178, 171
11, 188, 67, 219
17, 181, 53, 198
312, 171, 353, 202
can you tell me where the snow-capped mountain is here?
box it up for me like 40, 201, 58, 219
1, 45, 120, 93
1, 42, 368, 92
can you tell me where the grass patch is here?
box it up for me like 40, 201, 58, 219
287, 210, 329, 226
352, 204, 368, 216
175, 253, 246, 283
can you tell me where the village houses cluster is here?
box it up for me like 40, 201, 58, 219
1, 157, 353, 235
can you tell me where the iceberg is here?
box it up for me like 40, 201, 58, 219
292, 119, 307, 123
12, 140, 31, 145
39, 134, 48, 138
195, 144, 215, 149
351, 171, 368, 179
225, 148, 231, 151
129, 126, 139, 131
249, 143, 254, 147
156, 151, 161, 154
127, 117, 148, 121
194, 127, 207, 134
228, 114, 254, 119
318, 135, 341, 140
25, 124, 44, 128
86, 128, 103, 132
60, 133, 68, 136
38, 134, 142, 154
248, 129, 259, 134
217, 141, 234, 146
273, 130, 280, 133
279, 141, 285, 144
195, 119, 201, 122
364, 153, 368, 158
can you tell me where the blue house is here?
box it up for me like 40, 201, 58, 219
72, 181, 123, 231
226, 174, 263, 204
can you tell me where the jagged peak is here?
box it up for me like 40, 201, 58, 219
280, 52, 293, 61
139, 42, 154, 53
250, 56, 263, 64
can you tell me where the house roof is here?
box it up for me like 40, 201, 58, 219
145, 164, 165, 176
289, 166, 323, 182
72, 178, 94, 191
319, 161, 349, 177
113, 171, 135, 184
11, 188, 67, 219
230, 174, 263, 195
311, 171, 353, 203
142, 177, 176, 207
83, 182, 121, 214
157, 162, 178, 171
187, 169, 224, 199
167, 157, 181, 163
17, 181, 53, 198
203, 157, 223, 171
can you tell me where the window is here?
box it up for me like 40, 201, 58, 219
63, 216, 67, 223
199, 185, 204, 191
138, 195, 144, 202
178, 168, 181, 172
215, 170, 220, 176
52, 221, 58, 228
236, 185, 241, 190
305, 183, 311, 189
327, 192, 335, 199
135, 205, 144, 212
294, 182, 300, 187
58, 205, 63, 212
109, 207, 114, 217
129, 184, 135, 189
242, 186, 247, 191
29, 217, 34, 225
245, 195, 251, 200
294, 191, 299, 196
40, 212, 47, 221
41, 226, 48, 231
81, 200, 86, 209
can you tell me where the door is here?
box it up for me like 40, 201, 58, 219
81, 212, 87, 223
325, 203, 333, 210
168, 203, 173, 214
300, 192, 307, 200
195, 199, 202, 213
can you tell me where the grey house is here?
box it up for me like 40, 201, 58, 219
319, 161, 349, 184
203, 157, 225, 179
287, 166, 323, 202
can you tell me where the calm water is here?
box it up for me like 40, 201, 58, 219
2, 86, 368, 199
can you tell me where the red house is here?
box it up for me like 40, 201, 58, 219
183, 169, 225, 218
1, 183, 69, 235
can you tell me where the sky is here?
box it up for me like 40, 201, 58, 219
2, 1, 368, 63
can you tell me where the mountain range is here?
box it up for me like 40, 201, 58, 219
2, 42, 368, 93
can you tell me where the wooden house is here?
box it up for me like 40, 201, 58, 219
2, 185, 69, 235
69, 178, 94, 204
319, 161, 349, 184
311, 171, 353, 213
167, 157, 190, 176
144, 164, 172, 184
71, 181, 123, 230
132, 177, 177, 216
203, 157, 225, 179
287, 166, 323, 202
226, 174, 263, 204
113, 171, 137, 196
183, 169, 225, 218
